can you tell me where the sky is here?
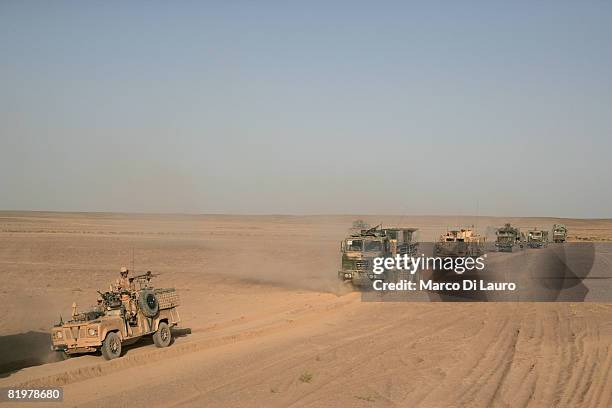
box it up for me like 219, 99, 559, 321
1, 1, 611, 217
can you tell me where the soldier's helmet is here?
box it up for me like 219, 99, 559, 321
120, 266, 129, 275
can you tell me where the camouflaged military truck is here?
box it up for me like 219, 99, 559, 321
339, 225, 418, 286
434, 228, 486, 258
526, 228, 549, 248
495, 223, 525, 252
553, 224, 567, 243
51, 271, 180, 360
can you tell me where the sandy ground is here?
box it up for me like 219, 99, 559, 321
0, 212, 611, 407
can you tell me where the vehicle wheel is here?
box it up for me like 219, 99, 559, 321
101, 332, 122, 360
139, 289, 159, 317
61, 352, 73, 360
153, 322, 172, 348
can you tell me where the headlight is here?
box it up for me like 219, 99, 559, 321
88, 328, 98, 336
55, 331, 63, 339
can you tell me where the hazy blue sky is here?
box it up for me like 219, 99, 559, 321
1, 1, 611, 217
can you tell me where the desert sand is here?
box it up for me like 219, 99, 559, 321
0, 212, 611, 407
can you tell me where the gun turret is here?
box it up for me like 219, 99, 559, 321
361, 224, 382, 236
129, 270, 155, 281
97, 290, 122, 309
129, 270, 159, 289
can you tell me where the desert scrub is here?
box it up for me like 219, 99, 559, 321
355, 395, 376, 402
299, 371, 313, 383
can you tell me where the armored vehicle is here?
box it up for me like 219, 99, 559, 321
526, 228, 549, 248
338, 225, 418, 286
495, 223, 524, 252
553, 224, 567, 243
434, 228, 486, 258
51, 271, 180, 360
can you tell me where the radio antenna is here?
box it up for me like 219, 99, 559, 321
476, 199, 479, 232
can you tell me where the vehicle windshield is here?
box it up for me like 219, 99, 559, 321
364, 240, 383, 252
385, 230, 398, 239
346, 239, 363, 251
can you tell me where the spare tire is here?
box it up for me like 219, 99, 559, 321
139, 289, 159, 317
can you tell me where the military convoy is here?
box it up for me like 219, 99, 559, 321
495, 223, 525, 252
338, 221, 570, 287
338, 225, 418, 286
434, 228, 486, 258
494, 224, 568, 250
51, 270, 180, 360
553, 224, 568, 243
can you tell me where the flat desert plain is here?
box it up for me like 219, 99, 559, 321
0, 212, 611, 407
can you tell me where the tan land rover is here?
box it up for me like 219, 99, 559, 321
51, 271, 180, 360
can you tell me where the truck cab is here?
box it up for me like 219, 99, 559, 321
526, 229, 549, 248
495, 223, 524, 252
552, 224, 567, 243
338, 226, 418, 286
434, 228, 485, 258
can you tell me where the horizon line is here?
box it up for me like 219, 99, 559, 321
0, 209, 609, 221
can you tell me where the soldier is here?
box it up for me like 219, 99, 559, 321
115, 266, 132, 291
114, 267, 137, 322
